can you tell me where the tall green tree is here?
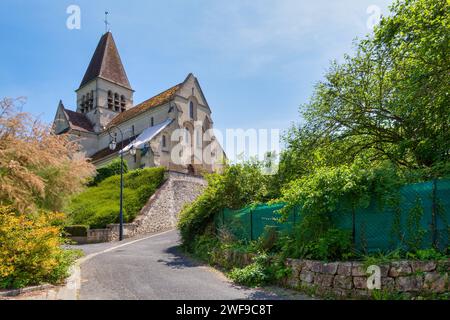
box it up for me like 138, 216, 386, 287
279, 0, 449, 184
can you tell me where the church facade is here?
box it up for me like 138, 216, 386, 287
53, 32, 225, 175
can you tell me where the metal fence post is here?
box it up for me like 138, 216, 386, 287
431, 179, 437, 249
250, 208, 253, 241
352, 203, 356, 247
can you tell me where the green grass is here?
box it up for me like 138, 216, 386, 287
66, 167, 165, 228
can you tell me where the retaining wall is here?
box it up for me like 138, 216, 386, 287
70, 172, 206, 243
282, 258, 449, 298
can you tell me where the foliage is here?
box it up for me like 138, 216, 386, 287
271, 0, 450, 262
277, 160, 403, 247
363, 248, 449, 272
277, 227, 354, 261
228, 253, 288, 287
63, 225, 89, 237
311, 229, 354, 261
405, 248, 448, 261
405, 197, 427, 251
277, 0, 450, 190
90, 158, 129, 186
191, 234, 221, 263
279, 159, 402, 215
363, 249, 403, 269
257, 226, 279, 252
0, 98, 95, 212
178, 161, 274, 248
228, 260, 269, 287
0, 206, 82, 289
371, 289, 408, 301
66, 167, 165, 228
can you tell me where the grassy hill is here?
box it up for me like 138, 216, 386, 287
66, 167, 165, 228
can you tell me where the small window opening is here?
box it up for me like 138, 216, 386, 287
189, 101, 194, 119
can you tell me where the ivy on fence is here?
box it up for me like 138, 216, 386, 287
215, 179, 450, 253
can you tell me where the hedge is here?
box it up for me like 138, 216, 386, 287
63, 225, 89, 237
90, 158, 129, 186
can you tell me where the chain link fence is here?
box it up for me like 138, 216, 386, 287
214, 179, 450, 253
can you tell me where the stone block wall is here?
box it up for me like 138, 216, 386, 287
76, 172, 207, 243
87, 229, 111, 243
283, 258, 449, 298
69, 229, 113, 244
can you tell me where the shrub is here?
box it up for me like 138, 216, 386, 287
0, 206, 82, 289
278, 227, 354, 261
228, 253, 289, 287
229, 262, 269, 287
67, 167, 165, 228
191, 234, 220, 263
0, 98, 95, 212
312, 229, 354, 261
178, 161, 273, 249
255, 226, 279, 252
407, 248, 447, 261
63, 225, 89, 237
90, 158, 129, 186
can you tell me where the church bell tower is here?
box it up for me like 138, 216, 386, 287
75, 32, 134, 132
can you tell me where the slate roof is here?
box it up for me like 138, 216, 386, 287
79, 32, 132, 90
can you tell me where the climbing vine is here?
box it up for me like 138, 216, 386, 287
405, 196, 427, 252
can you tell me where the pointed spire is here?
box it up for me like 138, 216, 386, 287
79, 32, 132, 90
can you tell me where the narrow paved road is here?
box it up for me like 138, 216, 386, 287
76, 230, 311, 300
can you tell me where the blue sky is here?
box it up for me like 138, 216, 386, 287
0, 0, 392, 136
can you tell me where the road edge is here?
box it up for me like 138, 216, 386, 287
58, 229, 176, 300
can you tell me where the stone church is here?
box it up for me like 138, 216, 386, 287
53, 32, 225, 175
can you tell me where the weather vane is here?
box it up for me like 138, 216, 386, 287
104, 11, 110, 33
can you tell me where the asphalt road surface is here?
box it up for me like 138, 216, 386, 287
76, 230, 311, 300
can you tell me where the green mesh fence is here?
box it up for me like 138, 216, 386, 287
215, 203, 299, 241
214, 179, 450, 252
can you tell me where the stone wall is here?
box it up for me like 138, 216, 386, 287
87, 229, 112, 243
75, 172, 206, 243
282, 258, 449, 298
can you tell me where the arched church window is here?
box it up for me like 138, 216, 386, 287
87, 90, 94, 110
162, 135, 167, 148
107, 91, 113, 110
114, 93, 120, 112
120, 95, 126, 112
151, 117, 154, 127
80, 95, 86, 113
85, 93, 91, 111
189, 101, 194, 119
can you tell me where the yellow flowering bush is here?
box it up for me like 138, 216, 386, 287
0, 206, 80, 289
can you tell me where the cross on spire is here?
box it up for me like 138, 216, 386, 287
104, 11, 110, 33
